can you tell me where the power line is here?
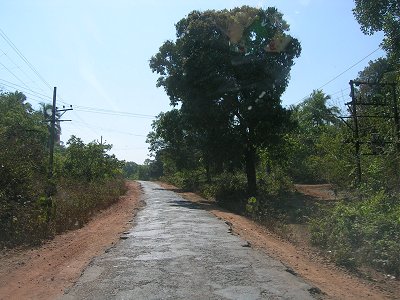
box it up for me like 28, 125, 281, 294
0, 78, 157, 120
0, 46, 45, 93
74, 106, 156, 119
0, 27, 52, 90
318, 47, 381, 90
0, 78, 52, 101
0, 83, 47, 104
0, 61, 30, 89
72, 120, 148, 137
293, 47, 382, 106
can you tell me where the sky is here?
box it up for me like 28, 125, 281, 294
0, 0, 386, 164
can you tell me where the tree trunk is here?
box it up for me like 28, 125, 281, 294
205, 162, 211, 183
245, 144, 257, 197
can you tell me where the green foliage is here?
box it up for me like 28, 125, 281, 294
257, 148, 293, 196
287, 90, 347, 184
306, 127, 354, 187
62, 136, 123, 181
293, 90, 340, 130
353, 0, 400, 64
0, 91, 127, 248
245, 196, 258, 214
123, 159, 164, 181
201, 172, 248, 211
149, 6, 301, 195
165, 168, 206, 191
0, 92, 49, 245
310, 192, 400, 275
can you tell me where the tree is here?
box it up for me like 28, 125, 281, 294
147, 109, 201, 173
293, 90, 340, 130
353, 0, 400, 64
150, 6, 301, 195
0, 91, 48, 198
288, 90, 346, 183
62, 136, 122, 182
0, 91, 49, 241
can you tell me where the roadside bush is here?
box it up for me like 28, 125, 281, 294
0, 196, 51, 247
164, 169, 206, 191
201, 172, 247, 211
52, 178, 126, 233
310, 191, 400, 276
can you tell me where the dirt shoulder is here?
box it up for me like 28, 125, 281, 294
157, 182, 398, 300
0, 180, 143, 300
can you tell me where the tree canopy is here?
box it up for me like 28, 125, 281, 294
353, 0, 400, 64
149, 6, 301, 195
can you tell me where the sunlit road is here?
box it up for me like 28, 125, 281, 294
63, 181, 316, 300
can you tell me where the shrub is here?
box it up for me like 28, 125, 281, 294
52, 178, 126, 233
310, 191, 400, 276
196, 172, 247, 212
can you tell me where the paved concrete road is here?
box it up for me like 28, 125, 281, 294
63, 181, 317, 300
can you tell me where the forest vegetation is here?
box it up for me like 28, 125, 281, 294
1, 1, 399, 279
0, 91, 126, 247
148, 3, 400, 277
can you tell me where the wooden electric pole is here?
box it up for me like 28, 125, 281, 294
349, 80, 362, 185
47, 87, 73, 180
48, 87, 57, 179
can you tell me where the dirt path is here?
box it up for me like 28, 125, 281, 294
157, 182, 398, 300
0, 181, 143, 300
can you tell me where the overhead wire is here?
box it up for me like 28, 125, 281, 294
0, 28, 151, 159
318, 47, 381, 90
292, 47, 382, 106
0, 27, 52, 91
0, 83, 48, 104
72, 120, 147, 137
73, 106, 156, 119
0, 79, 52, 102
0, 46, 45, 93
0, 61, 30, 89
0, 78, 156, 120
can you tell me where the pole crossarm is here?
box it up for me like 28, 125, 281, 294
347, 80, 399, 184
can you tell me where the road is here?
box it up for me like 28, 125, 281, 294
63, 181, 317, 300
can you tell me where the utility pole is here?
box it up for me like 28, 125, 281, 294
47, 87, 73, 180
44, 87, 72, 222
349, 80, 362, 185
346, 80, 398, 186
48, 87, 57, 179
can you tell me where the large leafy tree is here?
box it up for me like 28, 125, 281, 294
353, 0, 400, 64
0, 92, 48, 199
0, 91, 48, 238
150, 6, 301, 195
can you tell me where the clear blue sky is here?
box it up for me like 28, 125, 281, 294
0, 0, 385, 164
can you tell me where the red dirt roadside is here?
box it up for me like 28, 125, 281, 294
0, 181, 143, 300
